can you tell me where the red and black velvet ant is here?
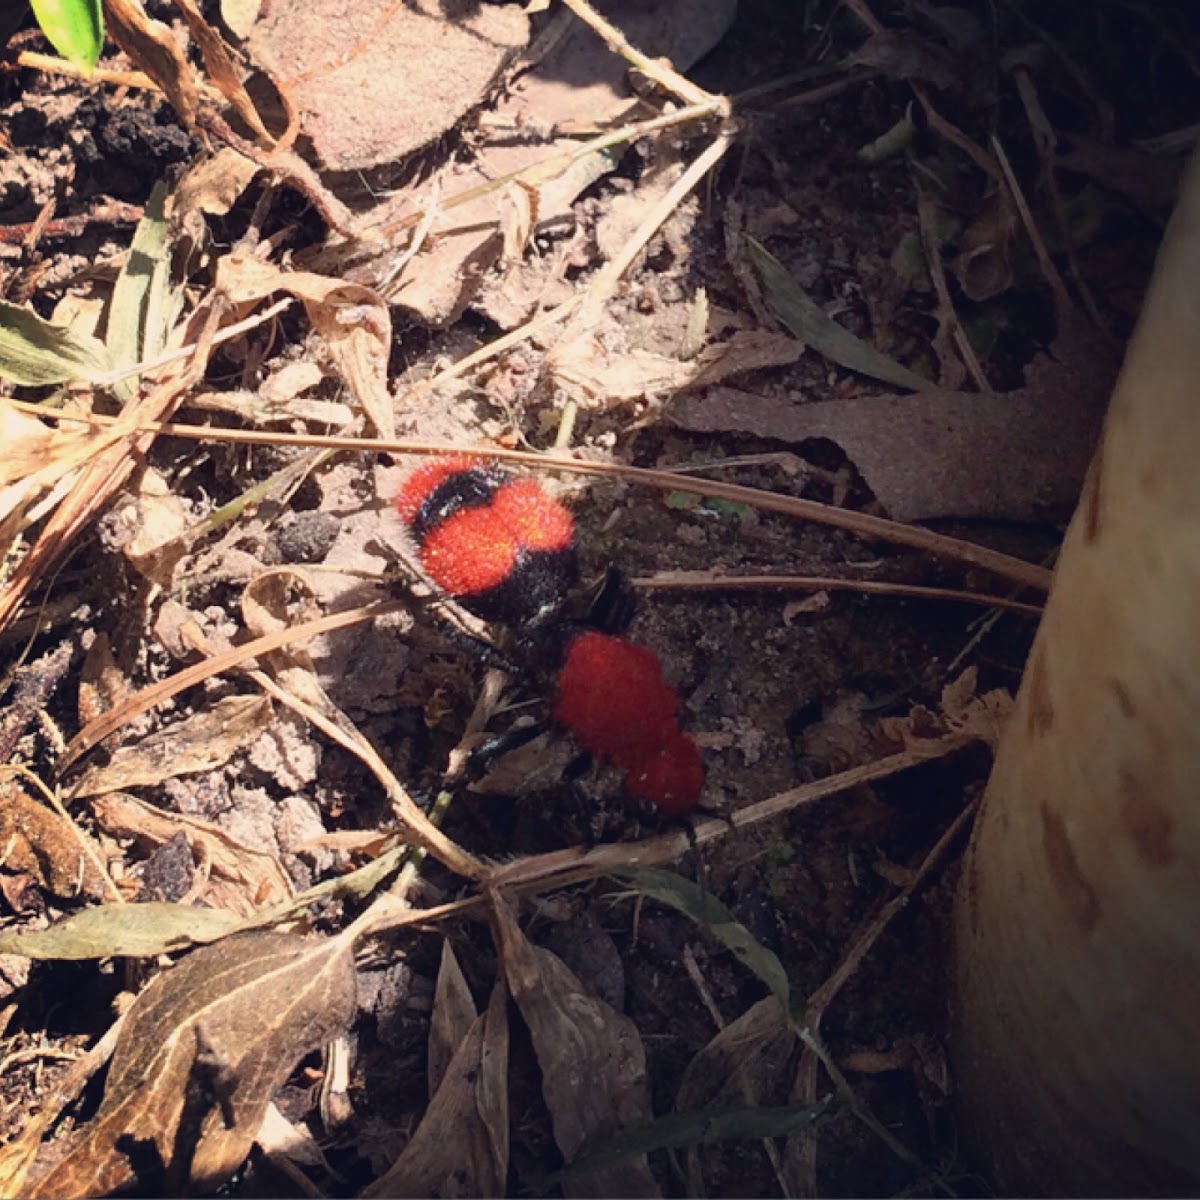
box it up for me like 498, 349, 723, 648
394, 455, 704, 818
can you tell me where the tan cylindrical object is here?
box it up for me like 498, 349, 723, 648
953, 149, 1200, 1195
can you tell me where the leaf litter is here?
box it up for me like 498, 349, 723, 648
0, 0, 1197, 1195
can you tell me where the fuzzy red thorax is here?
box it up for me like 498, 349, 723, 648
395, 455, 577, 625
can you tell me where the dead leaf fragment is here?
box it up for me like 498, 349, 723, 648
216, 253, 394, 437
950, 188, 1020, 302
245, 0, 528, 172
104, 0, 200, 130
27, 930, 357, 1198
111, 466, 193, 587
0, 784, 106, 900
331, 0, 735, 324
939, 667, 1013, 750
0, 295, 222, 631
428, 940, 480, 1096
174, 148, 262, 221
491, 892, 659, 1199
174, 0, 273, 142
91, 791, 293, 914
364, 975, 509, 1199
72, 694, 274, 799
548, 326, 803, 409
673, 344, 1109, 524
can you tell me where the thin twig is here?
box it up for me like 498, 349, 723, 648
557, 0, 721, 110
636, 570, 1042, 617
2, 402, 1053, 592
916, 189, 992, 392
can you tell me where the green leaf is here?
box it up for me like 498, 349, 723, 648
610, 868, 792, 1011
0, 298, 114, 385
0, 846, 411, 962
557, 1098, 834, 1182
749, 237, 936, 393
0, 901, 243, 960
29, 0, 103, 72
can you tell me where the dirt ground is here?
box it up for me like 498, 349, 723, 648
1, 0, 1199, 1196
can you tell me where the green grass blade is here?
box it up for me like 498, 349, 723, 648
750, 237, 936, 392
610, 868, 792, 1011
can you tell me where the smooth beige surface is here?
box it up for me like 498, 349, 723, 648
954, 147, 1200, 1196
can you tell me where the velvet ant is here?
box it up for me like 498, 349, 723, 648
395, 455, 704, 817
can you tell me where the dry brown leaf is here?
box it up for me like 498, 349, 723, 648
72, 694, 274, 799
215, 252, 394, 438
292, 829, 392, 856
0, 298, 221, 632
173, 148, 261, 222
500, 181, 538, 268
673, 310, 1113, 524
259, 360, 324, 405
491, 892, 659, 1199
548, 327, 803, 409
26, 930, 357, 1198
876, 703, 955, 756
240, 571, 337, 714
939, 666, 980, 722
363, 975, 509, 1199
0, 404, 93, 492
90, 792, 293, 914
939, 668, 1013, 751
241, 570, 323, 648
77, 632, 128, 728
173, 0, 273, 143
255, 1101, 339, 1185
686, 330, 807, 386
428, 940, 479, 1096
335, 0, 735, 325
950, 187, 1020, 302
110, 466, 193, 587
0, 783, 106, 900
245, 0, 528, 172
849, 12, 992, 104
104, 0, 200, 130
0, 405, 114, 559
675, 996, 796, 1197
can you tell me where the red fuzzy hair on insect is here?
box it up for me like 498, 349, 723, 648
626, 734, 706, 818
393, 454, 483, 526
553, 630, 704, 815
394, 458, 704, 815
395, 455, 577, 627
